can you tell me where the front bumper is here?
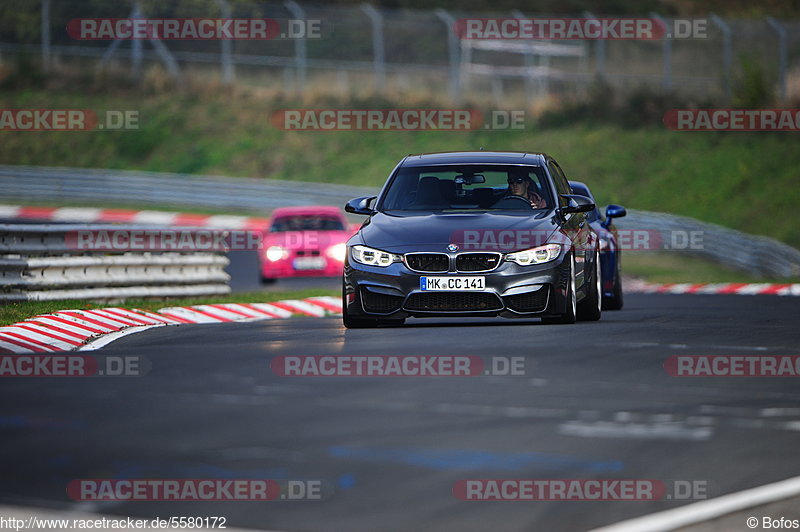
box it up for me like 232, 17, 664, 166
260, 256, 344, 278
344, 251, 573, 319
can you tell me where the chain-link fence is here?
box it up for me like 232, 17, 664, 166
1, 1, 798, 103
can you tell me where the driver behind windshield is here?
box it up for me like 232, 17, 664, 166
506, 168, 547, 209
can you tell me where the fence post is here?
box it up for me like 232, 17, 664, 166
510, 9, 536, 100
215, 0, 235, 84
284, 0, 307, 90
148, 36, 182, 84
41, 0, 51, 73
361, 4, 386, 92
650, 13, 672, 91
131, 1, 143, 79
766, 17, 787, 102
434, 8, 460, 103
710, 14, 732, 101
583, 11, 605, 81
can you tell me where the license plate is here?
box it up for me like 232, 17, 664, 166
420, 276, 485, 291
293, 257, 326, 270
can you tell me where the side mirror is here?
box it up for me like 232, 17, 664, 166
345, 196, 376, 216
605, 204, 627, 219
559, 194, 595, 214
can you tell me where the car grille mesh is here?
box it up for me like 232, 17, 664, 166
456, 253, 500, 272
504, 287, 550, 313
404, 292, 502, 312
405, 253, 449, 272
361, 288, 404, 313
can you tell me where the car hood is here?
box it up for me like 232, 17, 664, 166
359, 211, 560, 253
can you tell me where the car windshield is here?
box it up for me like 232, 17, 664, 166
270, 215, 345, 232
379, 165, 553, 212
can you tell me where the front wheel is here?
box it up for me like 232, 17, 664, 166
602, 257, 624, 310
577, 251, 602, 321
542, 255, 577, 324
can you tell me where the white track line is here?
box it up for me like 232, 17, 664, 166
590, 474, 800, 532
80, 325, 165, 350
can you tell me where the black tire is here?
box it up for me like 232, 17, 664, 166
577, 251, 602, 321
260, 276, 276, 284
542, 255, 577, 324
602, 259, 624, 311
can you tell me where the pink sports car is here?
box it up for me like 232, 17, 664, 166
259, 206, 354, 282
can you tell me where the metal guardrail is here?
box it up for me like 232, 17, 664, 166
0, 165, 378, 213
1, 165, 798, 279
617, 211, 800, 279
0, 223, 231, 302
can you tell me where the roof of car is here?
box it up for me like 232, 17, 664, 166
401, 151, 548, 167
270, 206, 345, 218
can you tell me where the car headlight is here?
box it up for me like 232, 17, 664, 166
505, 243, 562, 266
327, 243, 347, 262
351, 245, 402, 267
265, 245, 288, 262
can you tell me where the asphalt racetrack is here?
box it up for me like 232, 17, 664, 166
1, 293, 799, 531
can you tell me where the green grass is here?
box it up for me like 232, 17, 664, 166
0, 288, 339, 327
2, 87, 798, 249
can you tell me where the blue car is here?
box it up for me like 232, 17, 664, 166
569, 181, 626, 310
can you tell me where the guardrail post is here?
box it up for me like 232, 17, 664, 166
284, 0, 307, 91
148, 38, 182, 84
434, 8, 461, 103
41, 0, 51, 73
215, 0, 235, 84
361, 3, 386, 92
511, 9, 536, 100
650, 13, 672, 91
131, 1, 143, 79
710, 14, 732, 101
766, 17, 787, 101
